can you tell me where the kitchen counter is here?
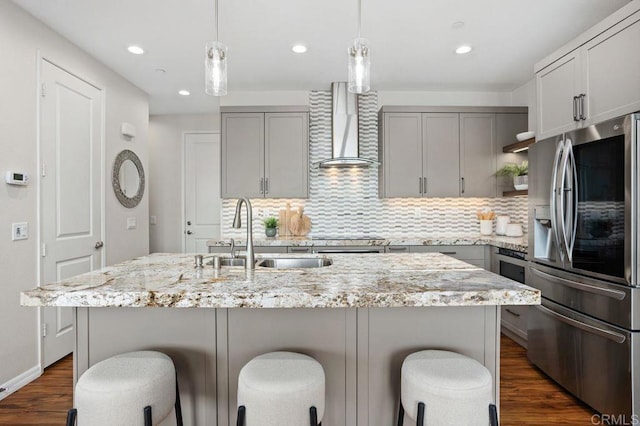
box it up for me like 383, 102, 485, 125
207, 234, 528, 253
20, 252, 539, 309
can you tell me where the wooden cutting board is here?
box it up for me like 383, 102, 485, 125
289, 206, 311, 236
278, 203, 292, 237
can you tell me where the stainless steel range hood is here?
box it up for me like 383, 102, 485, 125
316, 82, 378, 168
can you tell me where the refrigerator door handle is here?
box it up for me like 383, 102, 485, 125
559, 139, 572, 261
567, 141, 579, 261
550, 141, 565, 261
534, 304, 626, 344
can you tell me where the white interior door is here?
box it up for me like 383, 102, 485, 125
184, 132, 221, 253
40, 60, 103, 367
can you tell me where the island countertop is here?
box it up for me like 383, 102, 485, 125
21, 252, 539, 309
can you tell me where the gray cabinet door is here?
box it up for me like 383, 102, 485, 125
381, 113, 423, 197
582, 16, 640, 125
265, 112, 309, 198
459, 113, 496, 198
422, 113, 460, 197
221, 113, 264, 198
536, 52, 581, 139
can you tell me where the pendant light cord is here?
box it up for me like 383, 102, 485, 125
215, 0, 219, 41
357, 0, 362, 38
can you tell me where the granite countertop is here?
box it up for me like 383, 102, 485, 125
21, 252, 539, 309
207, 234, 529, 253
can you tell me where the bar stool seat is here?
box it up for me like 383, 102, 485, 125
399, 350, 497, 426
237, 351, 325, 426
68, 351, 182, 426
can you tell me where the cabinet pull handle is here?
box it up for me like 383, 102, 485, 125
461, 177, 465, 194
418, 177, 423, 194
572, 96, 579, 121
290, 247, 310, 252
579, 94, 587, 120
505, 308, 521, 318
440, 251, 457, 255
423, 177, 427, 195
260, 178, 264, 194
265, 177, 269, 194
388, 246, 408, 251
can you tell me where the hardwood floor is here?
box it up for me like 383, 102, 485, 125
0, 335, 598, 425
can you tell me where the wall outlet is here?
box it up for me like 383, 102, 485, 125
12, 222, 28, 241
150, 215, 157, 225
127, 217, 137, 230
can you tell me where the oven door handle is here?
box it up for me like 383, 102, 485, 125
534, 304, 626, 344
530, 267, 626, 300
550, 140, 565, 261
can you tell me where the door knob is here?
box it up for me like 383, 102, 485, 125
95, 241, 104, 249
186, 230, 193, 235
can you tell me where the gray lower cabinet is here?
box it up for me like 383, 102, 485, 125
409, 245, 488, 269
536, 5, 640, 139
221, 107, 309, 199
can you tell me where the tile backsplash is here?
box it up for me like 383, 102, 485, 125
221, 91, 528, 238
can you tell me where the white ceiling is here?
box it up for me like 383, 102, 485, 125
13, 0, 629, 114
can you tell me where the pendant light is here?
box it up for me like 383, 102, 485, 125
348, 0, 370, 94
205, 0, 227, 96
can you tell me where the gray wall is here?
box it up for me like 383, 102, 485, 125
0, 1, 149, 394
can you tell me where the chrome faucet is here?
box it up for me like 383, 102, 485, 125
229, 238, 236, 258
232, 198, 255, 269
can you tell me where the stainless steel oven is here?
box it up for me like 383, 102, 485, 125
527, 113, 640, 419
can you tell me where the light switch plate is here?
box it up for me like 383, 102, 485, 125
127, 217, 136, 230
12, 222, 28, 240
150, 215, 157, 225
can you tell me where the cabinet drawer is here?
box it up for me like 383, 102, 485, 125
409, 245, 484, 260
502, 305, 529, 332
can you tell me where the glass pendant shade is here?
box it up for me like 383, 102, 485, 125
205, 41, 227, 96
348, 37, 370, 94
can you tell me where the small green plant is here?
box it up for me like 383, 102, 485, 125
497, 161, 528, 177
263, 216, 279, 229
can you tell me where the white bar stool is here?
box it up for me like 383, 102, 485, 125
397, 350, 498, 426
236, 351, 325, 426
66, 351, 183, 426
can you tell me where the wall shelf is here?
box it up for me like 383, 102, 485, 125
503, 138, 535, 153
503, 190, 528, 197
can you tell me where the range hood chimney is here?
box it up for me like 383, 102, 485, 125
316, 82, 378, 168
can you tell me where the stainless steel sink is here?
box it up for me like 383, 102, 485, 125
207, 257, 247, 267
257, 258, 333, 269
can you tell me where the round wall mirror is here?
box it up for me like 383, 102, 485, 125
112, 149, 145, 208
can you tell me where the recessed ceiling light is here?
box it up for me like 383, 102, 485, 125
291, 44, 308, 54
452, 21, 465, 29
178, 90, 190, 96
127, 45, 145, 55
455, 45, 472, 55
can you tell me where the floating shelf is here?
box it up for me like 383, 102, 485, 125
503, 138, 535, 153
503, 190, 528, 197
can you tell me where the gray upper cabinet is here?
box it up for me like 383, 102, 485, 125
459, 113, 496, 198
221, 113, 264, 198
221, 107, 309, 199
535, 4, 640, 139
379, 107, 525, 199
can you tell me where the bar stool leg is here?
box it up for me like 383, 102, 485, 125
175, 371, 183, 426
237, 405, 246, 426
66, 408, 77, 426
397, 399, 405, 426
144, 406, 152, 426
489, 403, 499, 426
310, 406, 318, 426
416, 402, 425, 426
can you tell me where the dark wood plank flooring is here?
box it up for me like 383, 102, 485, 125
0, 335, 598, 425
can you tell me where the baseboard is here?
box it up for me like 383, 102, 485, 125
501, 325, 528, 349
0, 365, 42, 401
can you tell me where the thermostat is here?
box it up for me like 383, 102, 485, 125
5, 171, 29, 186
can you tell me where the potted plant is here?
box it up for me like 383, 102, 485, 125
497, 161, 528, 190
263, 216, 279, 237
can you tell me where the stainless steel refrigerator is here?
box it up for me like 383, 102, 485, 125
527, 113, 640, 418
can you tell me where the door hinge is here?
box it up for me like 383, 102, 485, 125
41, 162, 46, 177
41, 83, 46, 98
42, 323, 47, 338
41, 243, 46, 257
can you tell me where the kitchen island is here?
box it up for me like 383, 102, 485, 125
21, 252, 539, 425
